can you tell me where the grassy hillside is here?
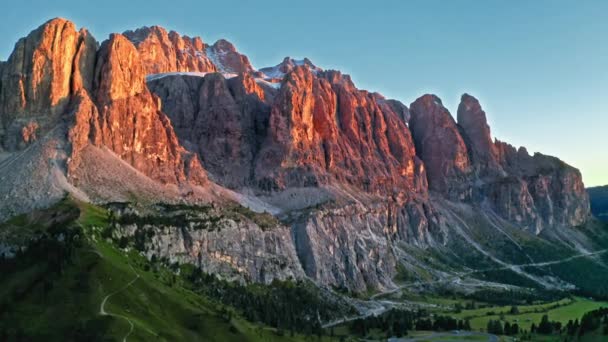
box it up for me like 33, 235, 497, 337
3, 197, 608, 341
450, 296, 608, 332
0, 198, 337, 341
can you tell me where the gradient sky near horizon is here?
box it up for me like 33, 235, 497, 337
1, 0, 606, 186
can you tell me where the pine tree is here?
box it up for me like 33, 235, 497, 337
504, 322, 512, 335
495, 320, 504, 335
538, 314, 553, 334
512, 323, 519, 335
487, 320, 493, 333
464, 319, 472, 331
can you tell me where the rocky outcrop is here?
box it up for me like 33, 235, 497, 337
256, 67, 427, 194
487, 141, 589, 231
0, 18, 208, 188
108, 204, 304, 284
407, 93, 589, 232
0, 18, 97, 151
122, 26, 256, 76
150, 65, 427, 194
457, 93, 501, 173
259, 57, 322, 79
85, 33, 207, 185
409, 94, 472, 199
147, 72, 271, 187
293, 200, 445, 291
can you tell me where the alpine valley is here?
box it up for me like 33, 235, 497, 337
1, 18, 608, 342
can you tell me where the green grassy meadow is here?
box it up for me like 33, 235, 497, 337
0, 198, 339, 341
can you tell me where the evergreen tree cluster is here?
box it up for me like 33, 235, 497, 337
181, 266, 344, 336
576, 307, 608, 337
486, 319, 519, 335
349, 309, 417, 338
464, 289, 561, 306
415, 316, 472, 332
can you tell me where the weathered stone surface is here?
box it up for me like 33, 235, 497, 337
409, 94, 472, 199
206, 39, 254, 74
293, 200, 445, 292
488, 141, 589, 231
255, 67, 427, 194
109, 204, 304, 284
0, 18, 97, 151
457, 93, 500, 173
86, 33, 207, 185
123, 26, 217, 74
148, 72, 271, 188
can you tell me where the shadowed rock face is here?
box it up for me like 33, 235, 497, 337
409, 94, 472, 199
488, 140, 589, 232
457, 93, 501, 173
588, 185, 608, 222
147, 72, 271, 188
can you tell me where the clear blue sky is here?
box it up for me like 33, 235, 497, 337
1, 0, 606, 186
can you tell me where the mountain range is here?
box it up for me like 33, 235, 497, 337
1, 18, 607, 341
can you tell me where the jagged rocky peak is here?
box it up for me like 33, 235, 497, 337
256, 64, 428, 194
123, 26, 254, 75
457, 93, 501, 172
0, 17, 98, 151
409, 94, 472, 198
123, 25, 217, 74
94, 33, 147, 100
147, 58, 428, 194
206, 38, 254, 74
259, 56, 322, 79
77, 32, 207, 185
406, 93, 590, 231
374, 93, 410, 123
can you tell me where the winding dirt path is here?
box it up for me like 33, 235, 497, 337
99, 266, 140, 342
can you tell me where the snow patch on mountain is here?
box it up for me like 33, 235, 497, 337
255, 78, 281, 89
146, 72, 237, 82
260, 57, 323, 80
